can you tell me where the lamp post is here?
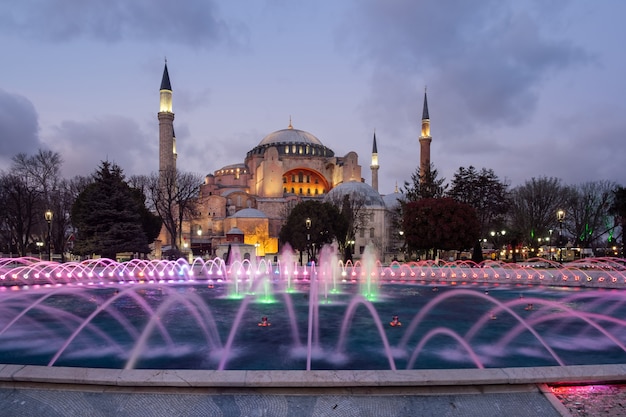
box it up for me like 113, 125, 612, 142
557, 209, 565, 263
36, 241, 43, 260
305, 217, 311, 265
194, 226, 202, 259
548, 229, 553, 261
490, 230, 506, 259
44, 210, 53, 261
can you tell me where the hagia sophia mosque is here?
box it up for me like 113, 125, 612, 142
155, 63, 433, 263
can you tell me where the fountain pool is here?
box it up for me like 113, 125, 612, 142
1, 254, 626, 371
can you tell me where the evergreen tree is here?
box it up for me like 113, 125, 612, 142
402, 197, 480, 259
403, 162, 447, 201
71, 162, 153, 259
447, 166, 510, 237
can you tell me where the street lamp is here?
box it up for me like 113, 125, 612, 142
193, 226, 202, 258
305, 217, 311, 264
490, 230, 506, 259
548, 229, 553, 260
36, 241, 44, 260
44, 209, 53, 261
557, 209, 565, 263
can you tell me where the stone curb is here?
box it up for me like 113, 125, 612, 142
1, 364, 624, 389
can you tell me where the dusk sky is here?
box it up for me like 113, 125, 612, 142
1, 1, 625, 194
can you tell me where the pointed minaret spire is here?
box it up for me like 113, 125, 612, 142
160, 59, 172, 92
422, 86, 429, 120
372, 130, 378, 153
370, 130, 379, 192
158, 60, 176, 176
419, 86, 432, 184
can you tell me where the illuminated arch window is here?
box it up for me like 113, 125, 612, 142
282, 169, 329, 196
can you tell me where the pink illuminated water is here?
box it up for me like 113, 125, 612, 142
1, 252, 626, 370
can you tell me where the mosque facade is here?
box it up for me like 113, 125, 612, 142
156, 63, 431, 263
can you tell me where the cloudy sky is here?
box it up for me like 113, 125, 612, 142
1, 0, 625, 194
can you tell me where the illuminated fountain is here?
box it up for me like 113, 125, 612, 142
1, 251, 626, 371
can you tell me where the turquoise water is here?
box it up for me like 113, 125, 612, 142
1, 283, 625, 370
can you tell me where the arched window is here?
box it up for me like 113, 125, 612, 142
370, 228, 375, 238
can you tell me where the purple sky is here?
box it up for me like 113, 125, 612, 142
1, 1, 625, 194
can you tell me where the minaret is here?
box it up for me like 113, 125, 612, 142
418, 88, 432, 184
370, 131, 379, 192
158, 60, 176, 175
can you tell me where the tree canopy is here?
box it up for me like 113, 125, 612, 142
403, 162, 447, 201
402, 197, 480, 259
279, 200, 348, 262
447, 166, 510, 236
71, 162, 160, 259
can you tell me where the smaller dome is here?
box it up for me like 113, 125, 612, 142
230, 208, 268, 218
226, 227, 244, 235
382, 191, 403, 209
324, 181, 385, 209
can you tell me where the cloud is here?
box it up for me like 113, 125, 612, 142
340, 0, 588, 134
45, 115, 157, 178
0, 0, 244, 48
0, 89, 41, 159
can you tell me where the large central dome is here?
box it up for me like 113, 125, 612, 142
258, 127, 323, 146
247, 125, 334, 158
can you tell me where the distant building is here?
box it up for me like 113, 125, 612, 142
155, 62, 432, 263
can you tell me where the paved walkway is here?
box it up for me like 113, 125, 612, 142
0, 384, 566, 417
3, 364, 626, 416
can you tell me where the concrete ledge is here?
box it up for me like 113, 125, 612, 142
1, 364, 624, 390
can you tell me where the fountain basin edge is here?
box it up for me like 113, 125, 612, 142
1, 364, 625, 389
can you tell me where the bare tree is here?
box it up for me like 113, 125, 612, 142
12, 149, 62, 204
0, 173, 40, 256
147, 168, 202, 255
10, 149, 65, 258
567, 180, 617, 250
326, 193, 368, 261
509, 177, 570, 247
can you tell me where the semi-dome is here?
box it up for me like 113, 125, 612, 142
230, 208, 268, 218
258, 128, 323, 147
324, 181, 385, 209
382, 191, 403, 209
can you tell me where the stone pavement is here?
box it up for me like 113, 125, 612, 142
2, 364, 626, 416
0, 384, 565, 417
552, 383, 626, 416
